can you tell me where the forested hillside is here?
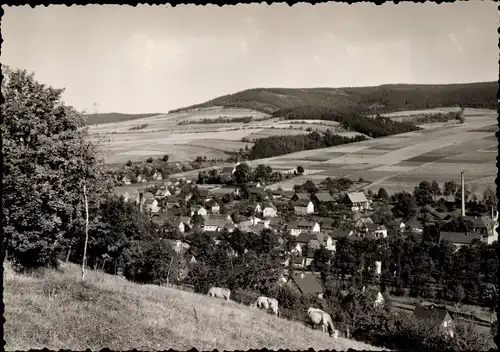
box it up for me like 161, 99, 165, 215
169, 82, 498, 115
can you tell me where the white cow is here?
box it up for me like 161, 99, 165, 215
307, 307, 339, 338
207, 287, 231, 300
250, 296, 279, 316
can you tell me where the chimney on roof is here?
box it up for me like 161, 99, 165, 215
461, 171, 465, 217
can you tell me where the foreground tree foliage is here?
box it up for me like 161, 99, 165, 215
2, 66, 113, 271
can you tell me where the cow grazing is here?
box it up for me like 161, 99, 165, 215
250, 296, 279, 316
307, 307, 339, 338
207, 287, 231, 300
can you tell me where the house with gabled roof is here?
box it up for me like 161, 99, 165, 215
313, 192, 334, 204
288, 272, 324, 299
168, 218, 186, 234
262, 202, 278, 218
439, 231, 483, 250
206, 199, 220, 214
412, 304, 455, 338
203, 218, 228, 232
155, 187, 171, 199
249, 187, 269, 200
294, 199, 315, 215
343, 192, 370, 211
144, 198, 160, 214
292, 193, 311, 202
288, 221, 320, 237
166, 195, 184, 207
190, 205, 208, 217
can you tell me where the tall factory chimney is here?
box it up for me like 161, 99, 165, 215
139, 191, 144, 214
461, 171, 465, 217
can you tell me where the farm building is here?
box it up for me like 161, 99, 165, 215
294, 199, 315, 215
249, 187, 269, 200
206, 200, 220, 214
439, 231, 483, 249
412, 304, 455, 338
343, 192, 370, 212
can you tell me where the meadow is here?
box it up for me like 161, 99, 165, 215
87, 107, 353, 163
4, 262, 382, 351
172, 108, 497, 195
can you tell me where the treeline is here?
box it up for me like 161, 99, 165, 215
177, 116, 253, 125
359, 82, 498, 113
128, 123, 149, 130
409, 110, 464, 125
273, 106, 421, 138
249, 131, 367, 159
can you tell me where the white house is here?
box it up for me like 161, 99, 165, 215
374, 225, 388, 238
144, 198, 160, 213
190, 205, 208, 217
294, 200, 315, 215
203, 218, 228, 232
343, 192, 370, 211
169, 219, 185, 234
262, 202, 278, 218
288, 221, 321, 236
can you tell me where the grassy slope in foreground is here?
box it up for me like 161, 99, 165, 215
85, 112, 163, 125
4, 262, 383, 351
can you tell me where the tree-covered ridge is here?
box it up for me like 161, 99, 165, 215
249, 131, 368, 159
169, 82, 498, 115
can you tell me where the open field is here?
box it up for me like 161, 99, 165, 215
87, 106, 359, 163
172, 108, 497, 195
4, 262, 382, 351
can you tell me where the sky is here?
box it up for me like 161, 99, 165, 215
2, 3, 498, 114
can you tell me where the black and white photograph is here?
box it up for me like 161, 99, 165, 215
2, 2, 498, 351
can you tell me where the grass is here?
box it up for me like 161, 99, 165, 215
4, 262, 384, 351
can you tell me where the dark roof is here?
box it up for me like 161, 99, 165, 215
291, 272, 323, 295
314, 192, 334, 202
294, 193, 310, 200
283, 191, 295, 198
262, 201, 277, 210
440, 231, 482, 244
294, 199, 312, 207
204, 218, 228, 227
198, 189, 211, 197
291, 256, 305, 264
144, 198, 157, 205
295, 232, 316, 243
249, 187, 268, 195
308, 239, 322, 249
169, 219, 183, 228
221, 167, 235, 173
330, 230, 352, 239
204, 231, 222, 239
413, 304, 450, 327
166, 195, 183, 203
463, 216, 489, 229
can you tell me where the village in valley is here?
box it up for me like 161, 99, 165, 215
3, 3, 498, 352
113, 157, 498, 338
